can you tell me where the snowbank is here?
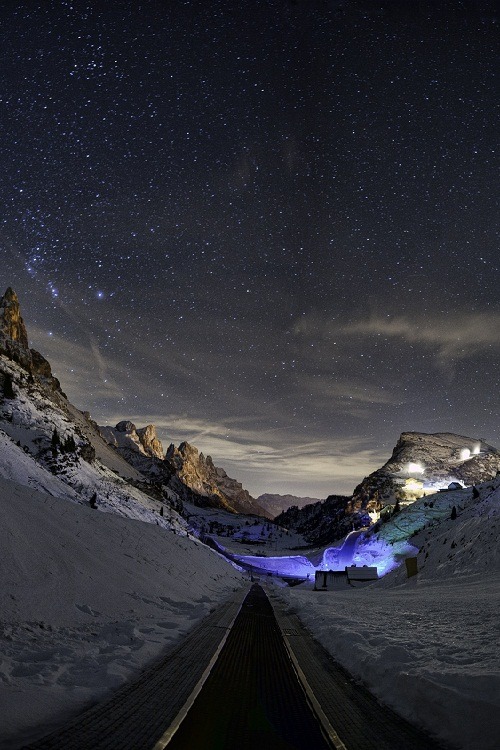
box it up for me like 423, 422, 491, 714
0, 477, 243, 749
279, 481, 500, 750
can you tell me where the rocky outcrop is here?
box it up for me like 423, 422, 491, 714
0, 287, 28, 349
165, 441, 271, 517
351, 432, 500, 512
0, 288, 62, 392
257, 493, 322, 519
136, 424, 164, 460
100, 421, 165, 461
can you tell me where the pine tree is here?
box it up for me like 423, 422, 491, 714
2, 372, 15, 399
51, 428, 60, 454
450, 506, 457, 520
63, 434, 76, 452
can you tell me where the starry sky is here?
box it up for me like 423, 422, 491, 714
1, 0, 498, 498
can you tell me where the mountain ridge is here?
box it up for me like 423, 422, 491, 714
350, 430, 500, 514
0, 286, 266, 519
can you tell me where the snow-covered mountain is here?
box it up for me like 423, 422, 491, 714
0, 349, 187, 530
274, 494, 360, 546
351, 431, 500, 514
1, 288, 499, 750
0, 287, 265, 522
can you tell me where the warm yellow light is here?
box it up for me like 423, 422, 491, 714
405, 479, 423, 491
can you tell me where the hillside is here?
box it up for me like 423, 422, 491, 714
0, 476, 243, 748
351, 431, 500, 514
275, 494, 365, 546
278, 476, 500, 750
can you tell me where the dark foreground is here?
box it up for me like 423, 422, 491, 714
23, 582, 446, 750
167, 583, 331, 750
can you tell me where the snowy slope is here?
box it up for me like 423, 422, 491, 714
0, 355, 184, 530
275, 478, 500, 750
0, 477, 244, 749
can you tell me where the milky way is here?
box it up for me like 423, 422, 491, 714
1, 0, 498, 496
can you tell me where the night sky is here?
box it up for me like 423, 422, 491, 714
1, 0, 498, 498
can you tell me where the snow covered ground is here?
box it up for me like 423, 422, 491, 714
275, 479, 500, 750
0, 477, 244, 749
1, 353, 499, 750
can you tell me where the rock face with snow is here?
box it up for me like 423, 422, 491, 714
97, 423, 267, 516
165, 441, 271, 517
99, 421, 165, 461
0, 289, 188, 521
275, 494, 363, 546
0, 288, 61, 391
257, 493, 322, 518
351, 431, 500, 513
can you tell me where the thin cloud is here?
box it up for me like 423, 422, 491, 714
302, 377, 398, 407
342, 313, 500, 363
295, 311, 500, 364
101, 411, 386, 496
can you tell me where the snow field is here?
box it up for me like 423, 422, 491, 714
0, 477, 244, 749
278, 479, 500, 750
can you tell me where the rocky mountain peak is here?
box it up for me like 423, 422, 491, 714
351, 431, 500, 513
100, 421, 164, 460
165, 441, 270, 517
0, 287, 61, 392
136, 424, 164, 460
0, 287, 29, 350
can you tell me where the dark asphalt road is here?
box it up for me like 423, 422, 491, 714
166, 583, 332, 750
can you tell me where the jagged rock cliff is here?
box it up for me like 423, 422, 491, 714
98, 424, 268, 517
351, 431, 500, 512
165, 442, 271, 517
0, 288, 62, 392
99, 421, 165, 461
0, 287, 29, 348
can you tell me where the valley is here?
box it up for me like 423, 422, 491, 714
1, 287, 500, 750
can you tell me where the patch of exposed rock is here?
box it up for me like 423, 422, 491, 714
99, 421, 165, 461
0, 288, 62, 393
351, 431, 500, 513
165, 442, 271, 517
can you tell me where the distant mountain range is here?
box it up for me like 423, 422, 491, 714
256, 493, 322, 518
2, 286, 500, 544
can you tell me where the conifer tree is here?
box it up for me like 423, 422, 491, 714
2, 372, 15, 399
51, 428, 60, 454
